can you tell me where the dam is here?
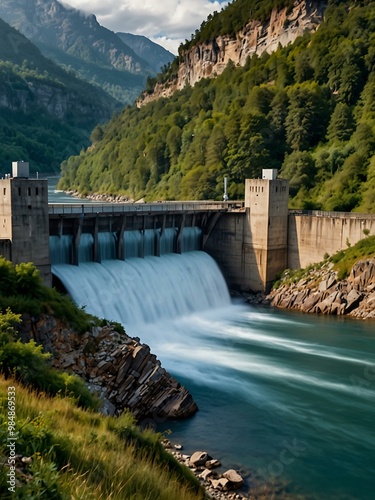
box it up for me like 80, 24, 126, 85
1, 162, 375, 292
0, 163, 374, 500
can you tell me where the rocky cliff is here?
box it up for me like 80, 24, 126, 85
0, 0, 149, 75
0, 80, 106, 123
0, 0, 153, 104
116, 32, 174, 73
18, 316, 198, 420
0, 17, 117, 124
139, 0, 327, 105
265, 259, 375, 320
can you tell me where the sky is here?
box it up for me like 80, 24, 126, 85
65, 0, 229, 54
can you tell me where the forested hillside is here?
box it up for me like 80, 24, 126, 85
58, 0, 375, 212
0, 18, 116, 174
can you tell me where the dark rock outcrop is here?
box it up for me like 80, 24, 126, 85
18, 316, 198, 420
266, 259, 375, 319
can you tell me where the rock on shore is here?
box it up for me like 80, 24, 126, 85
18, 316, 198, 419
65, 190, 134, 203
163, 442, 246, 500
266, 259, 375, 319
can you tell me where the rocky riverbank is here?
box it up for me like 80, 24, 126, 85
163, 441, 247, 500
65, 190, 135, 203
246, 258, 375, 319
17, 315, 198, 420
163, 440, 292, 500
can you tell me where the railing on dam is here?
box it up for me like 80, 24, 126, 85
289, 209, 375, 219
48, 200, 245, 216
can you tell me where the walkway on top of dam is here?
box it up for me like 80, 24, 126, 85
48, 200, 245, 216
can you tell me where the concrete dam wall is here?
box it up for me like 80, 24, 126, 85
205, 210, 375, 293
1, 166, 375, 294
288, 211, 375, 270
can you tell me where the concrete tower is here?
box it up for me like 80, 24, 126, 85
244, 169, 289, 292
0, 162, 51, 286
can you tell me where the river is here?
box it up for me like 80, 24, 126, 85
49, 182, 375, 500
136, 305, 375, 500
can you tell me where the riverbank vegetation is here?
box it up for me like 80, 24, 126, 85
330, 234, 375, 280
0, 376, 203, 499
0, 257, 93, 333
273, 234, 375, 289
58, 0, 375, 211
0, 258, 204, 498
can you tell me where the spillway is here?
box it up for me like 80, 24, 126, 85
50, 228, 231, 326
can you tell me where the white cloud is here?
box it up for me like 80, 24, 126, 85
64, 0, 229, 54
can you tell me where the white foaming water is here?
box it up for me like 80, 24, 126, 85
52, 251, 231, 326
51, 241, 375, 499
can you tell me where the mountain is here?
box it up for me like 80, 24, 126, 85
58, 0, 375, 213
0, 0, 154, 105
116, 33, 174, 73
0, 17, 116, 174
140, 0, 327, 104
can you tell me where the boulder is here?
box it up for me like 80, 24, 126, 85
189, 451, 210, 467
223, 469, 244, 489
300, 293, 321, 313
326, 273, 337, 290
210, 477, 231, 491
198, 468, 214, 481
344, 289, 362, 313
205, 458, 221, 469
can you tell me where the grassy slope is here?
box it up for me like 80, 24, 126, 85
0, 376, 204, 500
0, 258, 204, 499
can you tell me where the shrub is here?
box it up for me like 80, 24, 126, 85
0, 337, 98, 410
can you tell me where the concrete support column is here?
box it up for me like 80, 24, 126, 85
117, 215, 126, 260
93, 215, 100, 263
72, 216, 83, 266
244, 175, 289, 292
140, 216, 145, 258
155, 230, 161, 257
175, 214, 186, 254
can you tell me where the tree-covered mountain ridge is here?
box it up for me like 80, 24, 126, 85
0, 19, 115, 121
0, 0, 157, 105
59, 0, 375, 213
0, 17, 117, 174
140, 0, 327, 105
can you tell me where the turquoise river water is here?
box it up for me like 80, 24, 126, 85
49, 182, 375, 500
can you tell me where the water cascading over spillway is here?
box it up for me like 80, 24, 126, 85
50, 228, 231, 327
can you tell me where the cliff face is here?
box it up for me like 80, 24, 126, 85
0, 0, 149, 75
0, 82, 102, 122
0, 0, 152, 104
0, 17, 117, 124
18, 316, 198, 420
139, 0, 327, 105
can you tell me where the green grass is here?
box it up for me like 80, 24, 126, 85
273, 235, 375, 289
0, 258, 97, 334
330, 235, 375, 280
0, 257, 205, 499
0, 376, 205, 500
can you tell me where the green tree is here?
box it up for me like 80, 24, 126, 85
205, 123, 227, 170
295, 51, 314, 83
166, 126, 183, 165
285, 83, 330, 151
327, 103, 355, 142
281, 150, 316, 197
